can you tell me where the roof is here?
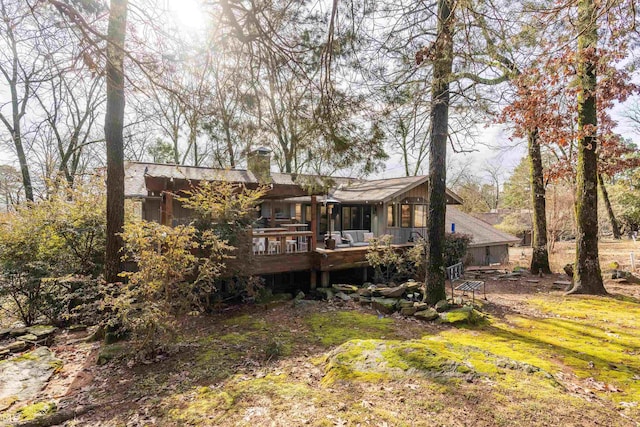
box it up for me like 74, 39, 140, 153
125, 162, 463, 205
284, 175, 462, 205
124, 162, 353, 198
331, 175, 462, 204
446, 207, 520, 247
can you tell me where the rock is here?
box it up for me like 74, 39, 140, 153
16, 334, 39, 343
563, 263, 574, 278
434, 300, 450, 313
1, 341, 27, 353
497, 272, 522, 279
295, 291, 305, 300
453, 297, 463, 305
335, 292, 352, 302
400, 307, 418, 316
0, 329, 11, 340
413, 302, 428, 310
0, 347, 62, 403
371, 298, 399, 314
68, 324, 88, 333
316, 288, 335, 300
9, 328, 27, 337
332, 284, 359, 294
26, 325, 57, 339
378, 284, 407, 298
403, 281, 421, 292
358, 297, 372, 306
414, 308, 439, 321
399, 300, 414, 308
357, 287, 373, 297
553, 280, 572, 290
525, 279, 540, 283
439, 307, 484, 325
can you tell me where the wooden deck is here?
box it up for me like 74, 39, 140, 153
233, 243, 415, 287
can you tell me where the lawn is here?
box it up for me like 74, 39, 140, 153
6, 239, 640, 426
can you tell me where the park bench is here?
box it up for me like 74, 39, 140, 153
446, 262, 486, 304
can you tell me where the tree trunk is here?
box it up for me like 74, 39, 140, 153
425, 0, 454, 305
528, 128, 551, 274
598, 173, 621, 239
568, 0, 605, 295
104, 0, 128, 284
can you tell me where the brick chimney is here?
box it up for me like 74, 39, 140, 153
247, 147, 272, 183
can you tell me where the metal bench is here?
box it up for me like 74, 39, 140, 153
446, 262, 486, 304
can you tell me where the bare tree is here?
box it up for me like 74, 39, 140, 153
0, 0, 51, 201
104, 0, 128, 283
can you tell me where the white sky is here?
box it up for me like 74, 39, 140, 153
1, 1, 638, 186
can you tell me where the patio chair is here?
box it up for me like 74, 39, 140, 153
253, 237, 265, 255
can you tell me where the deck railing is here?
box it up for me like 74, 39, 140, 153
251, 230, 314, 255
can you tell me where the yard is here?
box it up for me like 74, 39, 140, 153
3, 239, 640, 426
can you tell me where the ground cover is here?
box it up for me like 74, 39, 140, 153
2, 239, 640, 426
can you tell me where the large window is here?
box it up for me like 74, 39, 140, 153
341, 205, 371, 230
392, 203, 428, 228
413, 205, 427, 228
401, 204, 411, 228
387, 205, 397, 227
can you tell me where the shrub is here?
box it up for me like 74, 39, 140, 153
111, 180, 266, 356
405, 233, 472, 281
365, 235, 409, 283
0, 178, 106, 326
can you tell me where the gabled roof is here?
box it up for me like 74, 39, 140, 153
331, 175, 462, 204
124, 162, 354, 199
446, 206, 520, 247
125, 161, 463, 205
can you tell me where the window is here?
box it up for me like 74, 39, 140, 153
387, 205, 397, 227
401, 204, 411, 228
413, 205, 427, 228
295, 204, 302, 222
342, 206, 351, 230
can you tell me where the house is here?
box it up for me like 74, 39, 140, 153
448, 208, 520, 264
123, 149, 519, 284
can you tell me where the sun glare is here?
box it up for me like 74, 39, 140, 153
165, 0, 208, 33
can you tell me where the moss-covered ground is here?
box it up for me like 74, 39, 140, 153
60, 276, 640, 426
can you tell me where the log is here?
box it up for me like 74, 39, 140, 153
15, 404, 97, 427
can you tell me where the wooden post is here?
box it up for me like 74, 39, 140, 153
631, 252, 636, 271
161, 191, 173, 226
165, 191, 173, 226
310, 270, 317, 289
311, 196, 317, 251
321, 271, 330, 287
269, 202, 276, 228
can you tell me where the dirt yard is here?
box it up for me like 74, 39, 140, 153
3, 239, 640, 426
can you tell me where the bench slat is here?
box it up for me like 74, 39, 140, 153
455, 281, 484, 291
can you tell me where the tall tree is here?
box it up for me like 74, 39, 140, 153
0, 0, 45, 201
528, 129, 552, 274
423, 0, 454, 304
598, 173, 621, 239
104, 0, 128, 283
569, 0, 604, 294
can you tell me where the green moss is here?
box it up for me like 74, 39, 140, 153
97, 343, 127, 365
220, 314, 268, 330
18, 401, 56, 421
5, 351, 39, 363
305, 311, 394, 346
439, 307, 486, 325
167, 373, 315, 425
